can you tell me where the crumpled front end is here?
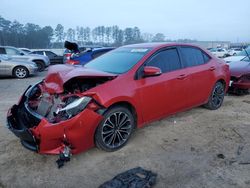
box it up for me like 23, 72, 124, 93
6, 80, 105, 155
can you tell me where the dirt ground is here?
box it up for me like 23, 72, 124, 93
0, 72, 250, 188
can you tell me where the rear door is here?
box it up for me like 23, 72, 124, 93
179, 46, 216, 107
136, 47, 190, 122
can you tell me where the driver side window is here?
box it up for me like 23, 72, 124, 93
147, 48, 181, 73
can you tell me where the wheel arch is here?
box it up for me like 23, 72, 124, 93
216, 78, 226, 90
104, 101, 138, 128
32, 59, 45, 64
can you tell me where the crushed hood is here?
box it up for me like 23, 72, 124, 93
44, 64, 117, 94
229, 61, 250, 78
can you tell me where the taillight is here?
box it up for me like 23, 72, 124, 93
65, 53, 71, 59
67, 60, 80, 65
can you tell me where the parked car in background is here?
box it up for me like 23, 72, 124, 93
63, 42, 102, 64
229, 60, 250, 95
0, 46, 50, 71
66, 47, 115, 65
210, 48, 229, 58
31, 50, 63, 64
228, 48, 242, 56
0, 55, 37, 78
224, 46, 250, 63
6, 43, 229, 158
19, 48, 32, 53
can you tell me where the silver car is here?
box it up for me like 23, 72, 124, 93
0, 46, 50, 71
0, 55, 38, 79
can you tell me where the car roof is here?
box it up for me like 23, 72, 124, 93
122, 42, 202, 49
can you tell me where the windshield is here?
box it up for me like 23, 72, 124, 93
84, 47, 151, 74
237, 46, 250, 56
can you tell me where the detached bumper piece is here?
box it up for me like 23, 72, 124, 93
7, 104, 41, 152
99, 167, 157, 188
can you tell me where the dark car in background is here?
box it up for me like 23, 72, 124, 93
63, 41, 113, 65
31, 50, 63, 65
66, 47, 115, 65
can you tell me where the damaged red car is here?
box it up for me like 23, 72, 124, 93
7, 43, 230, 158
229, 61, 250, 95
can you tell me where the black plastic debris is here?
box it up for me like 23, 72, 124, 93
217, 154, 225, 159
56, 152, 71, 168
99, 167, 157, 188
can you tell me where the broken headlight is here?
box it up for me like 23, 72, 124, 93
57, 96, 91, 118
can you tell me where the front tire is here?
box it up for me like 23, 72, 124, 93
204, 82, 225, 110
95, 106, 135, 152
13, 66, 29, 79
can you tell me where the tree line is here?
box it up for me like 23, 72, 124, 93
0, 15, 197, 49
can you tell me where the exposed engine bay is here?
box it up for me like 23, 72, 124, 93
27, 77, 110, 123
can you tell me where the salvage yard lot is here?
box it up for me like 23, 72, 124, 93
0, 72, 250, 188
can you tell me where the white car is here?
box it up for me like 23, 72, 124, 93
228, 48, 242, 56
224, 46, 250, 63
210, 48, 229, 58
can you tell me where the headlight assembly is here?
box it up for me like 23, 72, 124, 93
56, 96, 92, 118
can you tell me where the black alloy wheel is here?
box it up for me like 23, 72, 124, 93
95, 106, 135, 151
204, 82, 225, 110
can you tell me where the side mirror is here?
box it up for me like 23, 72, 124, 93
20, 52, 25, 55
143, 66, 162, 77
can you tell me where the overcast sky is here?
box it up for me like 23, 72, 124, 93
1, 0, 249, 42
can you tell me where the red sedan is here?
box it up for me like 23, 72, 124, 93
7, 43, 230, 158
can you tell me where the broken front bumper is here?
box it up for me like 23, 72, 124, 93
7, 104, 40, 152
6, 84, 104, 155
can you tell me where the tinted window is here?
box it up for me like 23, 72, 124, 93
0, 48, 6, 54
34, 51, 44, 55
147, 48, 181, 73
45, 51, 56, 56
181, 47, 209, 67
85, 47, 151, 74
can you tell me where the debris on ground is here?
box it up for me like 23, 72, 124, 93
99, 167, 157, 188
217, 154, 225, 159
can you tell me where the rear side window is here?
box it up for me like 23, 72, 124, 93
35, 51, 44, 55
6, 48, 19, 55
45, 51, 56, 57
0, 48, 6, 54
180, 47, 210, 67
147, 48, 181, 73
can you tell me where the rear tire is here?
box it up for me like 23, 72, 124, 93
13, 66, 29, 79
34, 61, 45, 72
95, 106, 135, 152
204, 82, 225, 110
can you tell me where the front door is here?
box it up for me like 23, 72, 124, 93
136, 47, 189, 123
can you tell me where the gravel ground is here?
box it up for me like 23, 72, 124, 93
0, 71, 250, 188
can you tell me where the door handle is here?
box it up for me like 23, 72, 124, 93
177, 74, 187, 80
209, 66, 216, 71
